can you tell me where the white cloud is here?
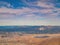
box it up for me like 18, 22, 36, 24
0, 7, 60, 19
22, 0, 55, 9
37, 2, 54, 8
0, 0, 60, 20
0, 8, 60, 26
0, 0, 60, 26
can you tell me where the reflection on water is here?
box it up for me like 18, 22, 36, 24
34, 36, 49, 38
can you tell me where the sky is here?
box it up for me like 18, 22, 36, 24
0, 0, 60, 26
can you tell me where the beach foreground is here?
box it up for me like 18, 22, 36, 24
0, 33, 60, 45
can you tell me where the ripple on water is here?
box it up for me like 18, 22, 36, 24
34, 36, 49, 38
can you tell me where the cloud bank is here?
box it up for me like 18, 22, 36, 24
0, 0, 60, 25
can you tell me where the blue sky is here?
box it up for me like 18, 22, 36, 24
0, 0, 60, 26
